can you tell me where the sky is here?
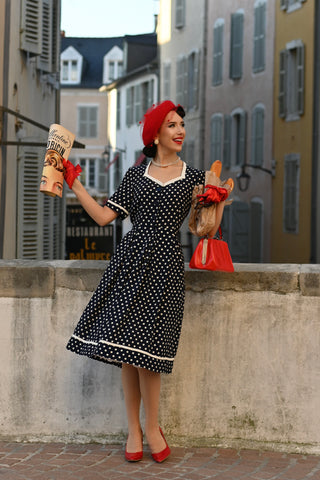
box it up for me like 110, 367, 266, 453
61, 0, 160, 38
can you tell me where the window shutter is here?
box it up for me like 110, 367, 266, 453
283, 154, 300, 233
126, 88, 133, 126
230, 12, 244, 80
183, 56, 188, 108
280, 0, 287, 10
230, 201, 250, 262
210, 115, 223, 163
175, 0, 185, 28
251, 106, 264, 167
99, 157, 108, 191
116, 90, 121, 130
279, 49, 287, 118
51, 0, 60, 73
187, 140, 195, 167
239, 110, 247, 166
134, 84, 141, 124
253, 2, 266, 73
213, 23, 224, 86
176, 58, 183, 105
250, 200, 263, 263
223, 114, 232, 168
20, 0, 42, 56
193, 52, 199, 110
37, 0, 52, 72
42, 195, 62, 259
163, 63, 171, 99
17, 148, 44, 259
297, 44, 305, 115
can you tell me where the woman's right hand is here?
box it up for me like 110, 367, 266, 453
63, 159, 82, 189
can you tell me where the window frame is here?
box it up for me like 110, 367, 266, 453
77, 105, 99, 138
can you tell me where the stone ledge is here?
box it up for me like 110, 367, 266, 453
0, 260, 320, 297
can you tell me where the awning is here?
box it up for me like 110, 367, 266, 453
134, 152, 146, 166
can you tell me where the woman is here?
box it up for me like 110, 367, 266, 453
65, 101, 226, 462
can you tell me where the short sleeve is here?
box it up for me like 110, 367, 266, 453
104, 168, 134, 220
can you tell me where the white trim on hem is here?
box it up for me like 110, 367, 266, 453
71, 335, 175, 362
107, 200, 129, 216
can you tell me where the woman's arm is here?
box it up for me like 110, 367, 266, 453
71, 178, 118, 226
208, 201, 226, 238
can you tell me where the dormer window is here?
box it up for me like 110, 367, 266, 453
60, 46, 83, 85
103, 46, 124, 84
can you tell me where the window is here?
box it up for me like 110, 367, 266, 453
250, 199, 263, 262
78, 106, 98, 138
251, 105, 265, 166
163, 63, 171, 100
116, 91, 121, 130
230, 11, 244, 80
176, 56, 188, 106
134, 85, 141, 124
279, 40, 305, 120
79, 158, 97, 188
113, 153, 122, 190
61, 46, 83, 84
126, 80, 154, 127
141, 80, 154, 115
187, 51, 199, 110
175, 0, 186, 28
126, 87, 134, 126
253, 0, 266, 73
210, 114, 223, 163
283, 153, 300, 233
212, 19, 224, 86
102, 46, 124, 84
280, 0, 307, 12
231, 109, 247, 166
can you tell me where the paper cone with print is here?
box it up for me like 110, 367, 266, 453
40, 124, 75, 197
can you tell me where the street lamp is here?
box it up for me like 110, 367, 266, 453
236, 163, 274, 192
102, 144, 126, 164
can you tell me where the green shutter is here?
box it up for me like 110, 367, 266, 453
297, 45, 305, 115
223, 114, 232, 168
253, 2, 266, 73
251, 106, 264, 167
230, 12, 244, 80
213, 23, 224, 86
239, 110, 247, 166
210, 115, 223, 163
279, 50, 287, 118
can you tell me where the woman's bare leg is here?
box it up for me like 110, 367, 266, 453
121, 364, 143, 452
138, 368, 166, 453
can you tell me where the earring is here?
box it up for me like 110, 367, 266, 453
154, 139, 159, 145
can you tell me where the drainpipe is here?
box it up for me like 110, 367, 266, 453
199, 0, 208, 170
0, 0, 10, 258
311, 0, 320, 263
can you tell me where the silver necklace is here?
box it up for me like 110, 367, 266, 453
151, 157, 180, 168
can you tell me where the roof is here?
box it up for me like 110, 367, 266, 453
61, 36, 124, 89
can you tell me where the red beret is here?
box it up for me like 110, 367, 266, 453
141, 100, 180, 147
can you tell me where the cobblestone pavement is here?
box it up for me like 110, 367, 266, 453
1, 442, 320, 480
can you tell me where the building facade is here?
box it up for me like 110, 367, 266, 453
271, 0, 315, 262
0, 0, 63, 259
205, 0, 276, 263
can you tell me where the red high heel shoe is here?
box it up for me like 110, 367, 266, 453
125, 432, 143, 462
151, 427, 171, 463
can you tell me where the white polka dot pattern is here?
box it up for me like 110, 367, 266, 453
66, 163, 205, 374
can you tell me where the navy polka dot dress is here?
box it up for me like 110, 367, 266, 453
66, 162, 205, 374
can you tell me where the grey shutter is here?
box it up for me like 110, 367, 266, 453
239, 110, 247, 166
250, 201, 263, 263
251, 106, 264, 166
51, 0, 60, 73
187, 140, 195, 167
17, 148, 44, 259
134, 84, 141, 124
163, 63, 171, 99
20, 0, 42, 56
148, 79, 154, 106
193, 51, 199, 110
230, 201, 250, 262
175, 0, 185, 28
37, 0, 52, 72
99, 157, 108, 191
283, 154, 300, 233
183, 56, 188, 108
42, 195, 62, 259
297, 44, 305, 115
230, 12, 244, 80
210, 115, 223, 163
279, 50, 287, 117
280, 0, 287, 10
176, 58, 183, 105
213, 23, 224, 86
223, 114, 232, 168
116, 90, 121, 130
126, 87, 133, 126
253, 2, 266, 73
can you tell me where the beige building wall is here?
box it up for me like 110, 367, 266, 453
205, 0, 276, 262
0, 0, 61, 259
271, 1, 315, 263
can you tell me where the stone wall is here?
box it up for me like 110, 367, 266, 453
1, 260, 320, 453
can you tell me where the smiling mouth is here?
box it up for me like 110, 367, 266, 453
174, 138, 184, 144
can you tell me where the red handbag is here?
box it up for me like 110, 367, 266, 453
189, 227, 234, 272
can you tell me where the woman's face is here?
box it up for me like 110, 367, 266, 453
156, 111, 185, 154
40, 165, 63, 197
